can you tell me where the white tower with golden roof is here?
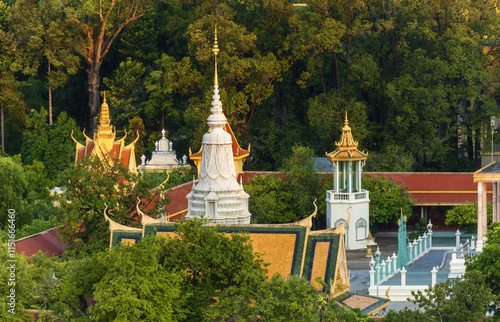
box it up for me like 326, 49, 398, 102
186, 29, 251, 224
325, 112, 369, 250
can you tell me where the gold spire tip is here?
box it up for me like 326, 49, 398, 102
344, 110, 348, 126
213, 26, 219, 55
213, 26, 219, 86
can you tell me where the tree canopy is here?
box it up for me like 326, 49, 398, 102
2, 0, 500, 172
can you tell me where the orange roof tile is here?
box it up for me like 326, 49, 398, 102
120, 149, 131, 169
15, 228, 66, 257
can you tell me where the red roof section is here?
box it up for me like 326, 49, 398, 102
15, 228, 66, 257
363, 172, 490, 205
76, 148, 86, 161
121, 149, 131, 169
86, 142, 94, 155
110, 142, 121, 160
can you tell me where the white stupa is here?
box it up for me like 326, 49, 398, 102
186, 29, 251, 224
137, 129, 187, 172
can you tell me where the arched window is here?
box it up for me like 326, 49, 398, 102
335, 219, 349, 248
356, 218, 367, 240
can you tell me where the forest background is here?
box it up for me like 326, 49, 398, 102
2, 0, 500, 177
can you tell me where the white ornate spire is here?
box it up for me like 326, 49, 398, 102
186, 27, 251, 224
206, 26, 226, 131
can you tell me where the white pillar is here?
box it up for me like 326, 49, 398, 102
342, 162, 346, 192
493, 182, 497, 223
496, 182, 500, 223
369, 269, 375, 287
392, 253, 397, 272
455, 229, 461, 249
386, 256, 393, 275
413, 239, 418, 260
431, 266, 438, 286
418, 236, 423, 257
334, 161, 339, 193
348, 161, 352, 193
477, 181, 487, 250
401, 267, 407, 287
357, 161, 362, 191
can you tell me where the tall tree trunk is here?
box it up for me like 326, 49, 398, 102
391, 29, 398, 79
319, 68, 326, 94
48, 60, 53, 125
332, 53, 340, 90
345, 35, 351, 87
277, 82, 287, 129
1, 102, 4, 152
474, 131, 482, 170
88, 61, 101, 137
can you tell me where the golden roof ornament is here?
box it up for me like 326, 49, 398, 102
325, 111, 368, 161
336, 110, 358, 148
96, 91, 114, 139
213, 26, 219, 86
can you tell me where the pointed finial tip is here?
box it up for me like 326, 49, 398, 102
213, 25, 219, 86
213, 26, 219, 55
103, 91, 107, 104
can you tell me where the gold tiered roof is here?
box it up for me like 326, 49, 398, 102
72, 93, 139, 173
326, 112, 367, 161
95, 94, 114, 140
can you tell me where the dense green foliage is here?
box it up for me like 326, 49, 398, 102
467, 223, 500, 314
209, 274, 369, 321
1, 221, 371, 321
22, 107, 82, 183
246, 145, 329, 224
385, 270, 497, 321
361, 176, 415, 231
0, 0, 499, 171
247, 148, 414, 228
57, 155, 171, 256
445, 202, 493, 233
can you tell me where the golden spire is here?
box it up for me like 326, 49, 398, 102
100, 91, 110, 128
96, 91, 114, 139
336, 111, 357, 148
213, 26, 219, 86
325, 111, 368, 161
